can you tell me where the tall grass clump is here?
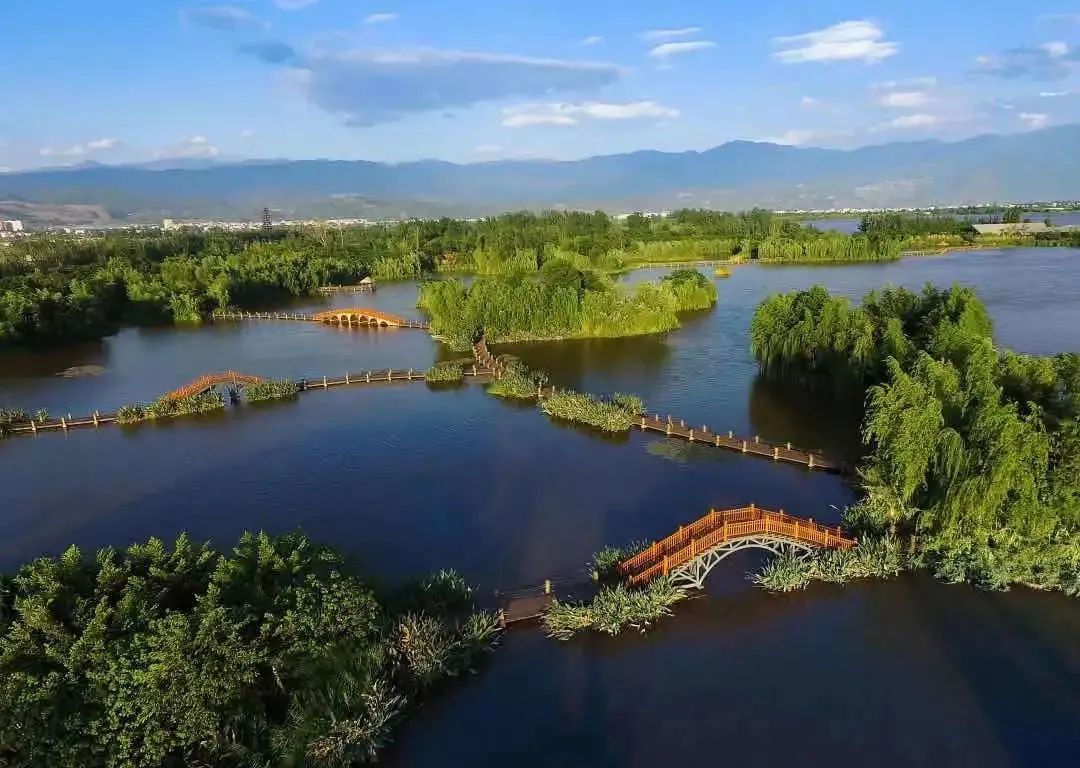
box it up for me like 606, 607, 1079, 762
487, 359, 548, 400
541, 578, 688, 640
662, 269, 718, 311
751, 537, 910, 593
244, 378, 300, 403
590, 541, 649, 581
0, 408, 28, 437
115, 392, 225, 424
424, 362, 464, 384
540, 390, 645, 433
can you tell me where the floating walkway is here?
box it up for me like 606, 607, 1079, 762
211, 307, 429, 330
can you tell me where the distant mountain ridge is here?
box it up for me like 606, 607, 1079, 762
2, 126, 1079, 226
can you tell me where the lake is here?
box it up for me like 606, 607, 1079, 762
1, 247, 1078, 767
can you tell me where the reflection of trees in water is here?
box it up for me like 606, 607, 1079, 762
495, 337, 671, 392
747, 374, 864, 464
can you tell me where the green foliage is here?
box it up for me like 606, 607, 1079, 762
859, 213, 976, 237
752, 282, 1080, 595
751, 538, 909, 592
0, 532, 500, 767
661, 269, 718, 311
540, 389, 645, 433
424, 362, 464, 384
541, 578, 688, 640
486, 359, 548, 400
244, 378, 300, 403
114, 392, 225, 424
590, 542, 648, 582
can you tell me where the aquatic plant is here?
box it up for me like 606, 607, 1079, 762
115, 403, 148, 424
486, 359, 547, 400
714, 266, 731, 278
539, 390, 645, 433
751, 553, 813, 592
590, 541, 649, 582
244, 378, 300, 403
542, 578, 688, 640
424, 362, 465, 384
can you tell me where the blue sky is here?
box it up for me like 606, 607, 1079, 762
2, 1, 1079, 171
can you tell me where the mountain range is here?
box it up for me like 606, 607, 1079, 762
2, 125, 1079, 227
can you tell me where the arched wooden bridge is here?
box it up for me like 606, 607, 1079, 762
618, 505, 856, 588
312, 307, 424, 328
162, 371, 266, 401
210, 308, 428, 330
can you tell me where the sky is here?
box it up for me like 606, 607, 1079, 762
2, 1, 1080, 171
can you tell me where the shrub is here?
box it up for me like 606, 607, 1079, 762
245, 378, 300, 403
424, 362, 464, 384
540, 390, 645, 433
542, 578, 687, 640
487, 359, 547, 400
662, 269, 718, 311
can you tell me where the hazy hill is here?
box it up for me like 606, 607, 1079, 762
2, 125, 1078, 226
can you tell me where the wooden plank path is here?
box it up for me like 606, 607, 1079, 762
3, 365, 495, 439
633, 413, 839, 472
317, 283, 375, 294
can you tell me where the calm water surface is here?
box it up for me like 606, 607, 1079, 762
1, 248, 1078, 767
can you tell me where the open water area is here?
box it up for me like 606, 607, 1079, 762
2, 247, 1078, 767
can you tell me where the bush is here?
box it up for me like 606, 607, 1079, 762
751, 537, 910, 593
115, 392, 224, 424
424, 362, 464, 384
542, 578, 687, 640
540, 390, 645, 433
487, 359, 547, 400
662, 269, 718, 311
244, 378, 300, 403
590, 541, 648, 581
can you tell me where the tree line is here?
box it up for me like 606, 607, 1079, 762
1, 210, 901, 347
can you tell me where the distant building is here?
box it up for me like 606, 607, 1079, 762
0, 220, 23, 232
262, 208, 272, 232
973, 222, 1050, 235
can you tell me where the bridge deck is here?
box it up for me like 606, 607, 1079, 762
619, 505, 856, 586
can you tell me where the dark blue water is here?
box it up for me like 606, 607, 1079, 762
1, 248, 1078, 767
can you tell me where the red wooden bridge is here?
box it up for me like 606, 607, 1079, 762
618, 504, 856, 588
162, 370, 266, 401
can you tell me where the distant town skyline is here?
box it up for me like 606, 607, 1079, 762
2, 1, 1080, 172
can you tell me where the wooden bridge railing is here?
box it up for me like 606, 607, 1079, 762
618, 505, 856, 586
472, 335, 505, 377
162, 370, 266, 401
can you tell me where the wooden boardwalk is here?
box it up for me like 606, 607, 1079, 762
633, 414, 839, 471
3, 365, 495, 439
619, 504, 856, 587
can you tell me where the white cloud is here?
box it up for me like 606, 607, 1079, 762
40, 138, 120, 157
648, 40, 716, 59
875, 77, 938, 90
276, 0, 318, 8
1043, 41, 1069, 58
292, 49, 621, 125
365, 12, 398, 25
502, 100, 679, 127
762, 130, 824, 146
642, 27, 702, 43
800, 96, 819, 107
773, 20, 898, 64
886, 113, 943, 129
1039, 90, 1068, 97
879, 91, 929, 108
1019, 112, 1049, 129
155, 135, 221, 159
180, 5, 268, 31
580, 36, 604, 46
239, 129, 257, 139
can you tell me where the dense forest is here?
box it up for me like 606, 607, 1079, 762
1, 210, 899, 347
750, 284, 1080, 594
0, 532, 501, 767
